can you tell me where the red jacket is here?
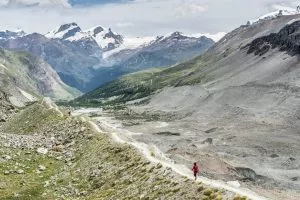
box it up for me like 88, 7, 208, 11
192, 165, 199, 173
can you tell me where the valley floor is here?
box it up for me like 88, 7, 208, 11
72, 107, 300, 200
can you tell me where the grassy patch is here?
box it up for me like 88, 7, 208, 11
0, 148, 63, 200
0, 103, 64, 134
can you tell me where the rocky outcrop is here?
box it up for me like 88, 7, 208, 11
247, 20, 300, 56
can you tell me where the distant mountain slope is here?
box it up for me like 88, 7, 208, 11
0, 49, 80, 106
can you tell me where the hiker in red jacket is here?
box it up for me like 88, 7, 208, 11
192, 162, 199, 180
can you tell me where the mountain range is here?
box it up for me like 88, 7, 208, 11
0, 23, 215, 92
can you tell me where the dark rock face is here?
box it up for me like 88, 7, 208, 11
61, 27, 82, 40
247, 21, 300, 56
92, 26, 104, 37
102, 28, 124, 51
57, 23, 78, 33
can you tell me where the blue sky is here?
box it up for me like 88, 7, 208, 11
0, 0, 299, 40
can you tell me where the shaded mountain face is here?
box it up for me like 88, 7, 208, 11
0, 49, 80, 109
0, 24, 214, 92
75, 15, 300, 198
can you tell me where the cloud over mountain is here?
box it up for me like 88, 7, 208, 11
3, 0, 70, 8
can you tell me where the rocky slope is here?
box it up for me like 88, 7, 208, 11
74, 14, 300, 200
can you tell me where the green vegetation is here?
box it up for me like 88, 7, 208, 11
0, 103, 64, 134
0, 148, 63, 200
71, 53, 220, 107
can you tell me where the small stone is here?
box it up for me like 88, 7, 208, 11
13, 193, 20, 197
53, 145, 65, 152
55, 156, 62, 161
80, 127, 86, 132
270, 154, 279, 158
4, 170, 10, 175
16, 169, 24, 174
4, 143, 10, 148
44, 181, 50, 188
0, 182, 7, 189
39, 165, 46, 171
3, 155, 12, 160
37, 148, 48, 155
65, 151, 73, 158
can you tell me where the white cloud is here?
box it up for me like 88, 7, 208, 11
1, 0, 70, 8
175, 2, 207, 16
0, 0, 298, 39
115, 22, 134, 28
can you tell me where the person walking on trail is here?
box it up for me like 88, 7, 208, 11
192, 162, 199, 180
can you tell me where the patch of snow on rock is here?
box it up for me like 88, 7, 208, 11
250, 6, 299, 24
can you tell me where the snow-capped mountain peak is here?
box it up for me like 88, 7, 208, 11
155, 31, 210, 43
86, 26, 123, 52
45, 22, 85, 40
0, 29, 26, 40
45, 23, 124, 52
249, 5, 300, 24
